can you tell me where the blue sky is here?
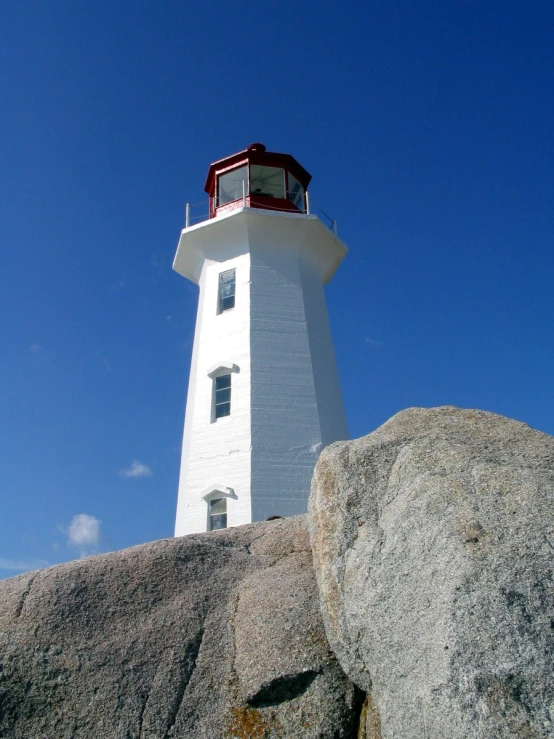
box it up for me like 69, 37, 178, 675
1, 1, 553, 576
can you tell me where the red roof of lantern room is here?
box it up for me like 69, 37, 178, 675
203, 142, 312, 196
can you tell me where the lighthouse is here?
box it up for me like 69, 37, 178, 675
173, 143, 348, 536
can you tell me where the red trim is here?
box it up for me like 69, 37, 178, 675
212, 158, 249, 179
204, 145, 311, 196
247, 194, 304, 213
213, 194, 305, 219
205, 145, 311, 219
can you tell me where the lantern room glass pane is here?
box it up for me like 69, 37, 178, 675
250, 165, 285, 199
209, 498, 227, 530
287, 173, 305, 211
218, 165, 247, 205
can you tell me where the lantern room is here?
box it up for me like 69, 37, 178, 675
204, 143, 312, 218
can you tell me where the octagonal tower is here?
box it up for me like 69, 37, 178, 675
174, 143, 348, 536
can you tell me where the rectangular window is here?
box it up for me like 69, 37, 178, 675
218, 165, 247, 206
209, 498, 227, 530
218, 269, 236, 312
214, 374, 231, 419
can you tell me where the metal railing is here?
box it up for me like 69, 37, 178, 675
183, 191, 338, 235
308, 197, 338, 235
184, 200, 210, 228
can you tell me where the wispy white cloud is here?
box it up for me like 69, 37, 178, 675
67, 514, 101, 555
110, 277, 126, 291
365, 337, 385, 348
0, 557, 49, 572
28, 342, 55, 368
119, 460, 153, 479
95, 350, 112, 372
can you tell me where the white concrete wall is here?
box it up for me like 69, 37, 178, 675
174, 251, 252, 536
174, 208, 348, 536
249, 243, 322, 521
299, 254, 349, 446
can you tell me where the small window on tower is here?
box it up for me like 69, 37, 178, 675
209, 498, 227, 530
214, 374, 231, 419
218, 269, 236, 312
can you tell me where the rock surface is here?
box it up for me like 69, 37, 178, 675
0, 516, 360, 738
309, 406, 554, 739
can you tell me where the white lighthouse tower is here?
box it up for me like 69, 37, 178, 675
173, 143, 348, 536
